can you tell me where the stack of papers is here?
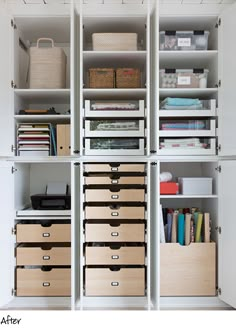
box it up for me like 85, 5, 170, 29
17, 123, 50, 156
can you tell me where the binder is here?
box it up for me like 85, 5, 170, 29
195, 213, 203, 243
167, 213, 173, 242
177, 213, 185, 245
204, 212, 211, 243
160, 205, 166, 243
185, 213, 191, 246
171, 211, 178, 243
57, 124, 71, 156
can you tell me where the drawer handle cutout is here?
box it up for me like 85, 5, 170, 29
112, 255, 119, 260
111, 180, 118, 184
43, 233, 50, 238
43, 255, 50, 260
111, 195, 119, 199
43, 282, 50, 287
111, 212, 119, 217
111, 167, 118, 172
111, 232, 119, 237
111, 282, 119, 287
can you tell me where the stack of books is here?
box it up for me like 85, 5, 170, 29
17, 123, 51, 156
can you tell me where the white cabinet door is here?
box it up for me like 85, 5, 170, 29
218, 161, 236, 308
0, 13, 14, 156
0, 162, 14, 307
218, 3, 236, 157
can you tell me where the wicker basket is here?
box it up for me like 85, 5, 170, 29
29, 38, 66, 89
89, 68, 115, 88
116, 68, 141, 88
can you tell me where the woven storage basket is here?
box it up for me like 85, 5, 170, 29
92, 33, 138, 51
89, 68, 115, 88
116, 68, 141, 88
29, 38, 66, 89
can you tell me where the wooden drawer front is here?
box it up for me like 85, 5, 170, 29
85, 246, 145, 265
16, 224, 71, 243
85, 223, 145, 242
85, 206, 145, 220
84, 176, 145, 185
16, 268, 71, 296
160, 243, 216, 296
85, 268, 145, 296
16, 247, 71, 266
85, 189, 145, 202
84, 164, 145, 173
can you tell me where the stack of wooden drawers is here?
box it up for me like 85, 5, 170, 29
83, 163, 147, 296
15, 221, 71, 296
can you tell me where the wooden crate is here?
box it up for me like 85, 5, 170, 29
116, 68, 141, 88
89, 68, 115, 88
160, 242, 216, 296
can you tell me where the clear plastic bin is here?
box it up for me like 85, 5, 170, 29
160, 31, 209, 51
159, 69, 209, 88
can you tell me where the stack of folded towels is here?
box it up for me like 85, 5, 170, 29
160, 97, 203, 110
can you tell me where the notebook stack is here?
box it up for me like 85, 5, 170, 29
17, 123, 51, 156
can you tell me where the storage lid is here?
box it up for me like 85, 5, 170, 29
160, 31, 210, 36
160, 69, 209, 74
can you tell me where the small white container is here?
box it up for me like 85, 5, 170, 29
178, 177, 213, 195
92, 33, 138, 51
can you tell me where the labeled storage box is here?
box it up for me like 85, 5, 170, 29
29, 38, 66, 89
92, 33, 138, 51
160, 243, 216, 296
160, 69, 209, 88
85, 223, 145, 242
16, 268, 71, 296
89, 68, 115, 88
160, 31, 209, 51
160, 182, 179, 195
116, 68, 141, 88
85, 267, 145, 296
178, 177, 213, 195
85, 245, 145, 265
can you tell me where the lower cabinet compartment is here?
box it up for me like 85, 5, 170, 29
85, 268, 145, 296
85, 245, 145, 265
16, 268, 71, 297
160, 242, 216, 296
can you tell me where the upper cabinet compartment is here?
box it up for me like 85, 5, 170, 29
13, 16, 71, 90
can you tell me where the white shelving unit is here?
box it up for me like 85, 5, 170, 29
0, 0, 236, 312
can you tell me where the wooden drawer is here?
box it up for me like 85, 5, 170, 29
160, 243, 216, 296
84, 163, 145, 173
16, 268, 71, 296
85, 206, 145, 220
16, 224, 71, 243
85, 189, 145, 202
85, 268, 145, 296
84, 176, 145, 185
85, 246, 145, 265
16, 246, 71, 266
85, 223, 145, 242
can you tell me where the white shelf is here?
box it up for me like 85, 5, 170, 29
159, 88, 218, 98
83, 51, 147, 66
14, 89, 70, 104
159, 110, 216, 117
14, 115, 71, 123
159, 128, 215, 137
159, 50, 218, 67
83, 88, 147, 99
16, 209, 71, 217
160, 195, 218, 199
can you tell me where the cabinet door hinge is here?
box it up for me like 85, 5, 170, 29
73, 150, 80, 154
151, 162, 157, 166
74, 162, 80, 166
215, 226, 222, 234
216, 144, 221, 153
150, 150, 157, 154
215, 18, 221, 28
11, 80, 17, 89
12, 227, 16, 235
215, 80, 221, 88
217, 287, 222, 295
11, 19, 17, 29
215, 165, 221, 173
11, 288, 16, 296
11, 144, 16, 153
11, 167, 17, 174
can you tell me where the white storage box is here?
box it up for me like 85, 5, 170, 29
84, 100, 145, 118
160, 69, 209, 88
178, 177, 213, 195
92, 33, 138, 51
85, 119, 145, 137
160, 31, 209, 51
29, 38, 66, 89
85, 138, 145, 155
